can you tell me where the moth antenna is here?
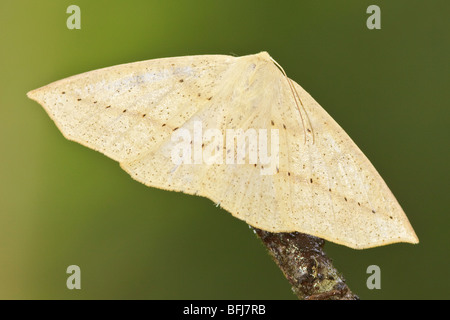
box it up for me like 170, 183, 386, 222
270, 57, 315, 144
289, 78, 315, 144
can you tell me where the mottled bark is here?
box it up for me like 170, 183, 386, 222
253, 228, 359, 300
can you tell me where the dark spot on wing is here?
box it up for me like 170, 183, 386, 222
271, 120, 275, 126
123, 109, 127, 113
105, 105, 111, 109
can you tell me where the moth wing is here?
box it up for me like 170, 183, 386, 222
27, 54, 236, 162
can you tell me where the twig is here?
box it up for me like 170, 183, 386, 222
253, 228, 359, 300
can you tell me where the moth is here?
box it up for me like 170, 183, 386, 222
28, 52, 419, 249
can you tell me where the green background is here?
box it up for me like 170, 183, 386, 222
1, 0, 448, 299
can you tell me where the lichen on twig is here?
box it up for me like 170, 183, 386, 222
253, 228, 359, 300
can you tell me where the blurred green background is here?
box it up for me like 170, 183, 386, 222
0, 0, 448, 299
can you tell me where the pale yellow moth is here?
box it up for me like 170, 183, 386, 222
27, 52, 419, 249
